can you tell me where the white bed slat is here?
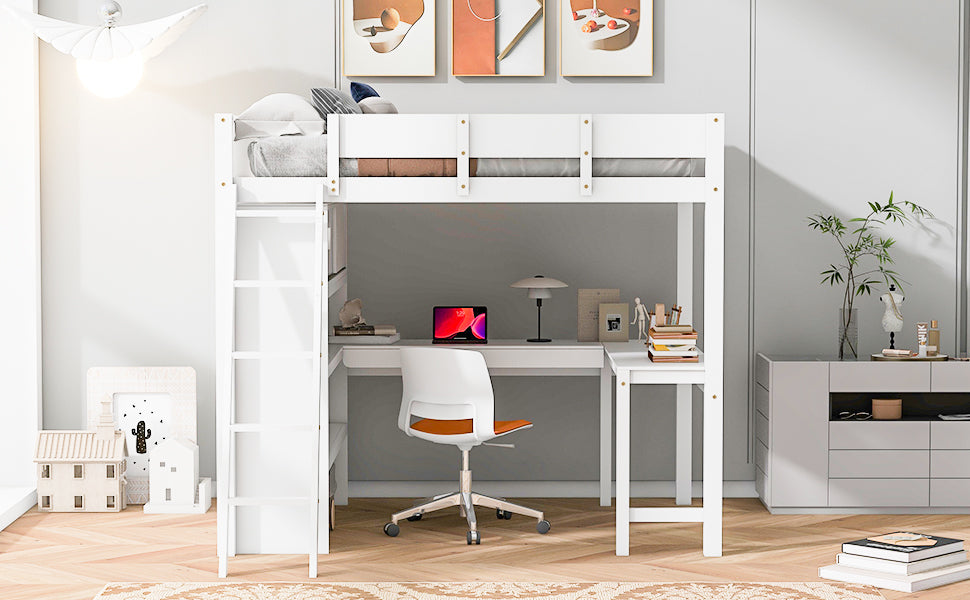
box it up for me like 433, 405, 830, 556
468, 115, 581, 158
592, 114, 707, 158
457, 115, 469, 196
580, 115, 592, 196
339, 114, 458, 158
327, 117, 340, 196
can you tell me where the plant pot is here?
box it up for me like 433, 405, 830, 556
838, 308, 859, 360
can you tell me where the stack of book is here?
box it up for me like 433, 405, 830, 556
819, 532, 970, 593
647, 324, 698, 363
330, 324, 400, 344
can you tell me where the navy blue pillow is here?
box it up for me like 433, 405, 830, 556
350, 82, 380, 103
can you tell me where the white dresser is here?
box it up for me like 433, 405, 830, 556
756, 354, 970, 513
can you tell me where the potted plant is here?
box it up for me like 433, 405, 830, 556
807, 192, 932, 360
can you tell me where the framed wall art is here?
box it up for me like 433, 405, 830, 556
343, 0, 435, 76
560, 0, 652, 76
86, 367, 197, 505
452, 0, 544, 76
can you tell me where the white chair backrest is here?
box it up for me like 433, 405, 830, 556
398, 347, 495, 443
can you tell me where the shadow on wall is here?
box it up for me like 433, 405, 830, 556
753, 159, 957, 360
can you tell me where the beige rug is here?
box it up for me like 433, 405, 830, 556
94, 581, 884, 600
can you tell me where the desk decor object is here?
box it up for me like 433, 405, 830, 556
343, 0, 435, 75
598, 302, 629, 342
808, 192, 933, 360
511, 275, 568, 342
334, 298, 399, 340
560, 0, 653, 76
879, 285, 904, 349
578, 288, 619, 341
871, 398, 902, 420
453, 0, 544, 76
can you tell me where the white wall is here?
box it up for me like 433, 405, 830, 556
38, 0, 336, 480
0, 0, 41, 494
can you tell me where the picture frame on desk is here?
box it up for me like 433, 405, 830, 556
598, 302, 629, 342
578, 288, 620, 341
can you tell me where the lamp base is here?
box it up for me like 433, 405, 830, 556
526, 338, 552, 343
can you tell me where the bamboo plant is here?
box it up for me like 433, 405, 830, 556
807, 192, 932, 359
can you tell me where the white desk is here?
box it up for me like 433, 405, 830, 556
337, 339, 613, 506
603, 341, 722, 558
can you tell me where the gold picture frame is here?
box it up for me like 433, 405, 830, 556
598, 302, 629, 342
452, 0, 545, 77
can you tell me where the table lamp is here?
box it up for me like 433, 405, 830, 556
510, 275, 568, 343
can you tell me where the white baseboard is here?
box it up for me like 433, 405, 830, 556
0, 486, 36, 531
348, 480, 758, 499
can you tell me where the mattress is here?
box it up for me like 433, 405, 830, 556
248, 135, 705, 178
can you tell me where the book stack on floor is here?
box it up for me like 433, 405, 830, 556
819, 532, 970, 593
330, 324, 400, 344
647, 324, 698, 363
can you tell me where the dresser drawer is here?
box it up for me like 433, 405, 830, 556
931, 362, 970, 392
755, 384, 769, 418
931, 450, 970, 478
829, 362, 930, 392
829, 478, 929, 507
931, 422, 970, 449
756, 410, 769, 448
930, 479, 970, 507
830, 450, 928, 478
829, 422, 929, 450
755, 440, 769, 473
756, 354, 771, 390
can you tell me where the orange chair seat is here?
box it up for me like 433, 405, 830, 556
410, 418, 532, 436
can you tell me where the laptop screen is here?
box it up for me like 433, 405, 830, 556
433, 306, 487, 344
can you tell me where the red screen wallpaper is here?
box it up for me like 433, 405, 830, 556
433, 307, 486, 342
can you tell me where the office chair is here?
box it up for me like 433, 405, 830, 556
382, 347, 551, 544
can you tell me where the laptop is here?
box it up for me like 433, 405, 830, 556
432, 306, 487, 344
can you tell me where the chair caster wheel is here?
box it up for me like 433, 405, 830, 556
383, 522, 400, 537
536, 520, 551, 534
467, 530, 481, 545
496, 509, 512, 520
407, 513, 423, 521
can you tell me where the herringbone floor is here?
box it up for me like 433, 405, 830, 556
1, 498, 968, 600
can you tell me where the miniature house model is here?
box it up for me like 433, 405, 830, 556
34, 399, 127, 512
144, 437, 211, 514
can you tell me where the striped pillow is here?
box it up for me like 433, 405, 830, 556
310, 88, 361, 127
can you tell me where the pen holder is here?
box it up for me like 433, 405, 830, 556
872, 398, 902, 420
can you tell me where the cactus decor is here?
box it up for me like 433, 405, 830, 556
132, 420, 152, 454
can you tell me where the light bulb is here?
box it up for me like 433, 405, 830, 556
75, 52, 144, 98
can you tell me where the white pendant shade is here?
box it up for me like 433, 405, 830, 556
510, 276, 568, 289
5, 3, 206, 61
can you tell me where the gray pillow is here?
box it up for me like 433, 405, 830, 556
310, 88, 362, 126
358, 97, 398, 114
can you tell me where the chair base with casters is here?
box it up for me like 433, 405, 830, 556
383, 448, 551, 544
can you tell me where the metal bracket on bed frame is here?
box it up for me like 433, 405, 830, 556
457, 114, 469, 196
580, 114, 592, 196
327, 115, 340, 197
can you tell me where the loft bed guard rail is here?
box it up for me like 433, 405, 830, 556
215, 113, 724, 204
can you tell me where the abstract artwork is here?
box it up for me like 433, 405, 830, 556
560, 0, 652, 76
86, 367, 197, 505
343, 0, 435, 76
452, 0, 544, 76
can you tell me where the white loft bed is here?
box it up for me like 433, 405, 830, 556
213, 113, 725, 577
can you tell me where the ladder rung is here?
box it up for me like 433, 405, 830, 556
228, 496, 314, 507
231, 351, 319, 360
233, 280, 318, 288
230, 424, 317, 433
235, 209, 318, 219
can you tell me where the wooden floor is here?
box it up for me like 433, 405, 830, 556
1, 498, 969, 600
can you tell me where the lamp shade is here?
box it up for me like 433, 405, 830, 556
510, 275, 568, 299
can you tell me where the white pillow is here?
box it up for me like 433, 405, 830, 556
235, 93, 326, 140
358, 97, 399, 114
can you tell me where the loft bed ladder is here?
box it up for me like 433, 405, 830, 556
215, 118, 329, 577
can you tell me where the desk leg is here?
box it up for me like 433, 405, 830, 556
615, 369, 630, 556
600, 365, 612, 507
334, 364, 349, 506
676, 384, 692, 505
